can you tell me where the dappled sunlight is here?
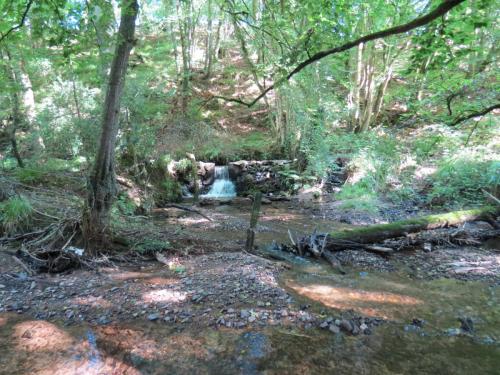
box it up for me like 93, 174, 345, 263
35, 357, 140, 375
141, 276, 179, 287
95, 325, 209, 361
106, 270, 154, 281
259, 212, 301, 222
178, 216, 211, 225
414, 165, 437, 180
142, 289, 187, 303
96, 326, 161, 360
71, 295, 113, 309
286, 281, 422, 319
13, 321, 74, 352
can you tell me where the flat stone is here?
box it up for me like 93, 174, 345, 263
240, 309, 250, 319
329, 325, 340, 334
340, 319, 354, 333
147, 313, 160, 321
319, 321, 329, 329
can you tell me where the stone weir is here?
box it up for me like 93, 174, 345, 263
191, 160, 293, 196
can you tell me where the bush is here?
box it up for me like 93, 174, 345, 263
0, 195, 34, 235
428, 158, 499, 206
132, 238, 171, 255
336, 179, 380, 214
158, 176, 182, 203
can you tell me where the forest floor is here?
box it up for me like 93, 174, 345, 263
1, 198, 499, 374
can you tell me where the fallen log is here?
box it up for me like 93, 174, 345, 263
326, 207, 499, 249
163, 204, 213, 221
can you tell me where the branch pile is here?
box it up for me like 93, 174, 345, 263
281, 207, 499, 271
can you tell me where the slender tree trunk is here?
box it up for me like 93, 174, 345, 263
2, 49, 24, 167
203, 0, 213, 78
351, 42, 364, 130
72, 76, 82, 120
83, 0, 139, 252
177, 0, 190, 111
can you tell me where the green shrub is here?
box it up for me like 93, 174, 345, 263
132, 238, 171, 254
0, 195, 34, 235
158, 176, 182, 203
428, 158, 499, 206
15, 167, 46, 184
113, 194, 138, 216
336, 179, 380, 214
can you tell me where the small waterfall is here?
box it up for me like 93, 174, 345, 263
201, 165, 236, 198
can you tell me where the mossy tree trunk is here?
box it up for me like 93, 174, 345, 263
326, 207, 499, 249
83, 0, 139, 253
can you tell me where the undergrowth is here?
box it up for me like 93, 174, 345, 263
0, 195, 34, 235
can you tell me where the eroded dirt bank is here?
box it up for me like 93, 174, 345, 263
1, 200, 499, 374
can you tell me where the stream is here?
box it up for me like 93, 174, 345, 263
1, 200, 499, 374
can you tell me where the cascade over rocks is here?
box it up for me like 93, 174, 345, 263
166, 159, 294, 196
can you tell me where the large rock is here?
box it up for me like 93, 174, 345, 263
228, 160, 292, 195
197, 162, 215, 186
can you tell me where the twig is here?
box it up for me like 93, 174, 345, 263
11, 255, 34, 276
164, 204, 213, 221
287, 229, 296, 247
483, 189, 500, 206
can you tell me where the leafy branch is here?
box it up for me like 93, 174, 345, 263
0, 0, 35, 44
213, 0, 466, 107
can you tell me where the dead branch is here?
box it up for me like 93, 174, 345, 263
164, 204, 213, 221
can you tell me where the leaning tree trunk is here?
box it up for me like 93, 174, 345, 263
83, 0, 138, 253
326, 207, 499, 248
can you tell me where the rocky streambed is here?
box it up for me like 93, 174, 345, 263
1, 199, 499, 374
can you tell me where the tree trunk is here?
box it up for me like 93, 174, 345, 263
203, 0, 213, 78
177, 0, 191, 111
2, 49, 24, 168
83, 0, 138, 253
326, 207, 499, 248
18, 59, 45, 155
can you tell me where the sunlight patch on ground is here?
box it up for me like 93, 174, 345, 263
259, 213, 300, 222
71, 295, 112, 309
142, 276, 179, 286
286, 281, 422, 319
106, 270, 154, 281
13, 321, 74, 352
142, 289, 187, 303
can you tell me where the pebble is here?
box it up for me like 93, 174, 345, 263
319, 321, 329, 329
329, 325, 340, 334
98, 316, 111, 325
240, 310, 250, 319
340, 319, 354, 333
148, 313, 160, 321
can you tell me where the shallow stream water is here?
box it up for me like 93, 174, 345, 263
1, 201, 499, 374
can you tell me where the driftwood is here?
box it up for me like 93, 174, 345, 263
164, 204, 213, 221
281, 207, 499, 271
325, 207, 499, 249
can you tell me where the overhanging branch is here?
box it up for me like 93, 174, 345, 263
213, 0, 466, 107
450, 103, 500, 126
0, 0, 35, 44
